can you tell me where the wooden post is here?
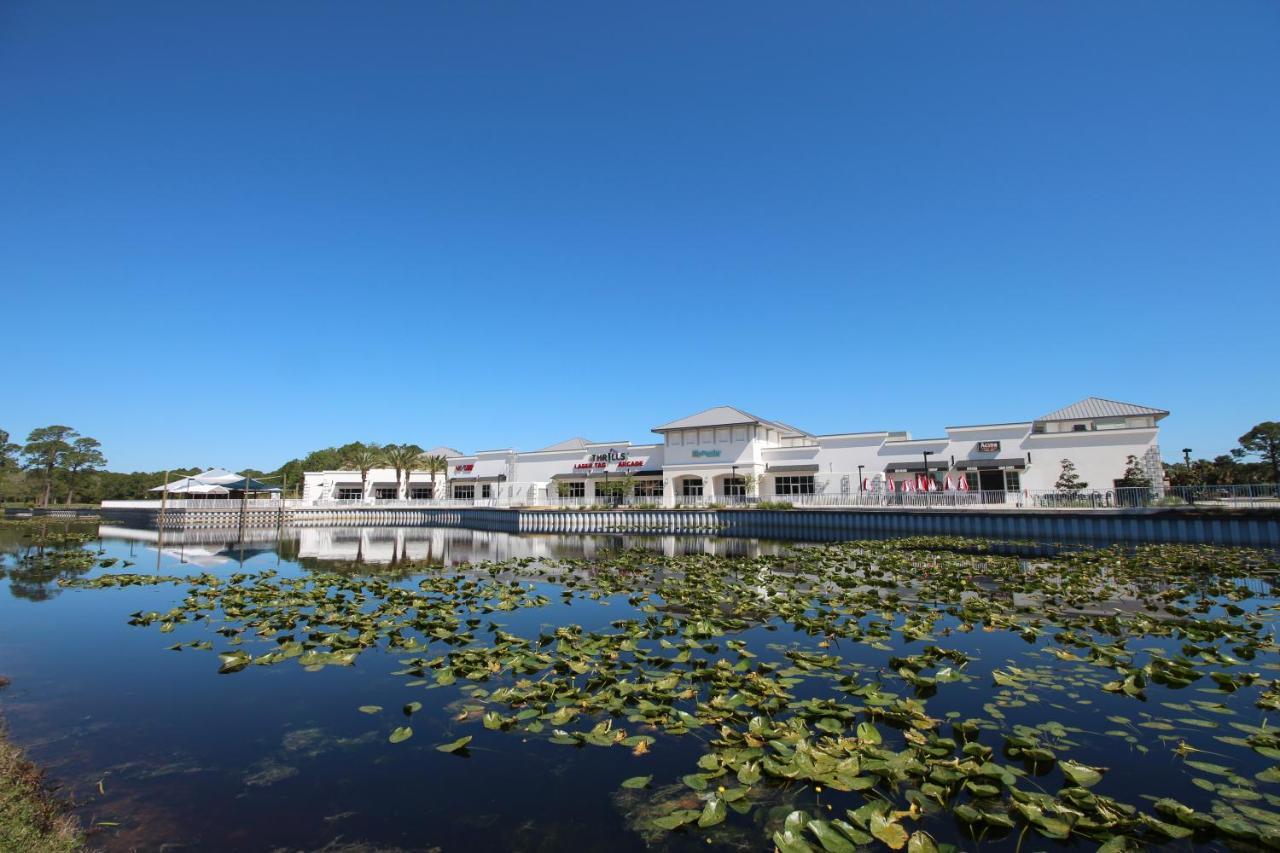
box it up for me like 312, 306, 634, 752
156, 469, 169, 570
279, 473, 288, 528
239, 470, 248, 536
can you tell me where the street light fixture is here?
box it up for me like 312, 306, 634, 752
857, 464, 864, 492
922, 451, 934, 489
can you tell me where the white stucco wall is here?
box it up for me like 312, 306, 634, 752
300, 402, 1165, 503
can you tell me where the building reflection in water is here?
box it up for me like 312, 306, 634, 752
295, 526, 784, 567
98, 524, 790, 571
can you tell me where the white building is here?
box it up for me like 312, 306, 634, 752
301, 397, 1167, 506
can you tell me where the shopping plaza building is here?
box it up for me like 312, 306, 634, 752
301, 397, 1168, 506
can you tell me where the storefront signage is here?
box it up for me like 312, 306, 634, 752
588, 449, 629, 462
976, 441, 1001, 453
573, 456, 647, 471
453, 464, 474, 472
692, 449, 722, 458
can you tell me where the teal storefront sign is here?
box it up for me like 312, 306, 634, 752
691, 450, 722, 458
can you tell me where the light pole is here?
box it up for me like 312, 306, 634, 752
922, 451, 934, 490
1182, 448, 1193, 467
857, 464, 864, 492
731, 464, 737, 503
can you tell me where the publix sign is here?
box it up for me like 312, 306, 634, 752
691, 449, 722, 458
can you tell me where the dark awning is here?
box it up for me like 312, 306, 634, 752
884, 461, 949, 473
954, 458, 1027, 471
551, 469, 663, 480
768, 464, 819, 473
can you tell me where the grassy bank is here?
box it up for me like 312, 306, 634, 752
0, 681, 83, 853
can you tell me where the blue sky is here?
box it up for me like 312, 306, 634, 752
2, 1, 1277, 471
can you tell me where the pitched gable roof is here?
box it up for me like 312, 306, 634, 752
537, 437, 594, 452
423, 446, 463, 458
652, 406, 810, 436
1036, 397, 1168, 422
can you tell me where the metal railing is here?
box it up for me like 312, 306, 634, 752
102, 499, 285, 510
101, 483, 1279, 513
545, 494, 679, 509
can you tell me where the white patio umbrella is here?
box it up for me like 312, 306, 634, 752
149, 468, 242, 493
149, 479, 231, 494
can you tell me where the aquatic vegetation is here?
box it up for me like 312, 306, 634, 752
0, 688, 84, 852
63, 538, 1280, 849
0, 520, 103, 601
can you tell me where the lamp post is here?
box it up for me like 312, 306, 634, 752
857, 465, 864, 493
1182, 448, 1193, 467
922, 451, 934, 490
731, 464, 737, 503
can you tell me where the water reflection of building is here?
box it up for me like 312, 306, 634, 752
96, 522, 788, 572
294, 527, 784, 566
98, 525, 286, 568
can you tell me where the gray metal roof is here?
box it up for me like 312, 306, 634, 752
652, 406, 810, 436
537, 437, 594, 452
1036, 397, 1168, 422
424, 446, 463, 458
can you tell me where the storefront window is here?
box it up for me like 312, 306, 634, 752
410, 487, 433, 500
1005, 471, 1021, 491
775, 476, 815, 495
562, 482, 585, 498
336, 487, 362, 500
453, 484, 475, 500
681, 478, 703, 497
723, 477, 746, 496
481, 484, 492, 499
374, 488, 397, 499
633, 480, 663, 497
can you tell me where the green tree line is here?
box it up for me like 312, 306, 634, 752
1163, 422, 1280, 486
0, 430, 448, 505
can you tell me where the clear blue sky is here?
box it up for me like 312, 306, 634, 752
3, 1, 1277, 471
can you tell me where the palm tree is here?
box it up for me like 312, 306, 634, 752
341, 444, 382, 501
421, 454, 448, 501
380, 444, 424, 500
403, 449, 435, 500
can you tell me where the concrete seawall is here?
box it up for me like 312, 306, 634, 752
95, 505, 1280, 547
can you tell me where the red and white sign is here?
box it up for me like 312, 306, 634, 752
453, 464, 474, 473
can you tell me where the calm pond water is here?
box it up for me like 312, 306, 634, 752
1, 520, 1277, 852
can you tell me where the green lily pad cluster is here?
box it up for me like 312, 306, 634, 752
63, 536, 1280, 849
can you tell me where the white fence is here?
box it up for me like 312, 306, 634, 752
99, 484, 1279, 513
